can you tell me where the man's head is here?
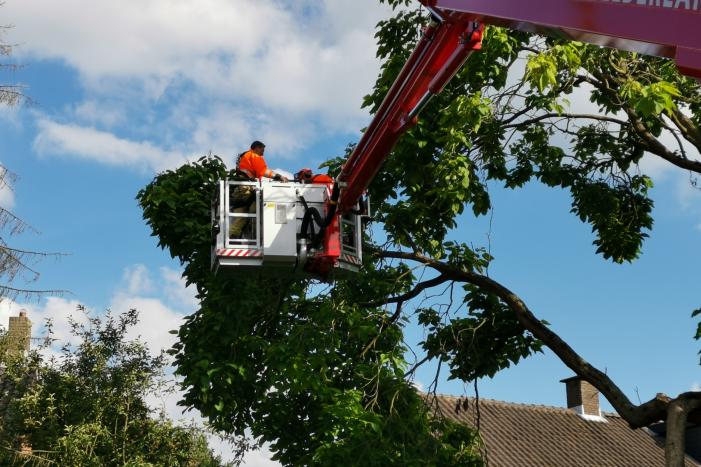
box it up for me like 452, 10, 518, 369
250, 140, 266, 156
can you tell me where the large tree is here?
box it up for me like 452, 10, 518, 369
138, 1, 701, 465
138, 159, 483, 466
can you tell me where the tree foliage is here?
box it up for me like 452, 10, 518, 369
368, 0, 701, 265
0, 307, 226, 466
137, 159, 484, 466
367, 2, 701, 463
138, 1, 701, 465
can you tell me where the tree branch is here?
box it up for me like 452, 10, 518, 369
501, 112, 629, 130
361, 274, 450, 309
670, 108, 701, 154
584, 71, 701, 175
372, 248, 696, 431
624, 106, 701, 174
666, 392, 701, 467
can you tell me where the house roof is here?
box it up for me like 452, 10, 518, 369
433, 394, 699, 467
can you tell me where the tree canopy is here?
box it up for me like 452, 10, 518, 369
138, 1, 701, 465
138, 159, 483, 466
0, 307, 227, 466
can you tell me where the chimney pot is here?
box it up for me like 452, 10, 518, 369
561, 376, 601, 418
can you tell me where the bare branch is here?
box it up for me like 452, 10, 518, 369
0, 284, 69, 302
361, 274, 450, 309
501, 112, 629, 130
404, 354, 431, 378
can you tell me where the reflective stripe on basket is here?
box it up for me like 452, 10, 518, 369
216, 249, 263, 257
340, 254, 361, 265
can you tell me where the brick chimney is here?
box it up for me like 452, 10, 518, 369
561, 376, 602, 419
5, 310, 32, 357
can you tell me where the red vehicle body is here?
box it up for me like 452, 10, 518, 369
307, 0, 701, 278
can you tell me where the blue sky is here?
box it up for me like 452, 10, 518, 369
0, 0, 700, 464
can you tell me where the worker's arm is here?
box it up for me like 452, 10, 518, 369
254, 157, 289, 182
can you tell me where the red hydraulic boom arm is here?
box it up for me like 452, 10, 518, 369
335, 0, 701, 214
310, 0, 701, 277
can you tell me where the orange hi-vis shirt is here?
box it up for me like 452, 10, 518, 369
238, 150, 274, 180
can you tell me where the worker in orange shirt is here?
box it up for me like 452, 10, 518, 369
230, 141, 289, 239
236, 141, 289, 182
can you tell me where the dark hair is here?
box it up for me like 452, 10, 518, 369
251, 141, 266, 150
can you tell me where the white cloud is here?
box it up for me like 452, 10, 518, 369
33, 118, 191, 172
0, 185, 15, 211
116, 295, 185, 355
0, 163, 18, 211
5, 0, 287, 79
0, 105, 22, 129
158, 266, 199, 313
0, 264, 194, 366
74, 100, 126, 127
5, 0, 390, 168
187, 105, 317, 159
412, 379, 425, 392
112, 264, 200, 353
693, 382, 701, 392
122, 264, 155, 296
